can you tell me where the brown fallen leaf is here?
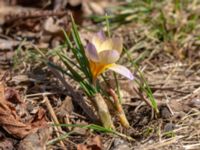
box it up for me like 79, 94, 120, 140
55, 96, 74, 118
0, 82, 47, 139
77, 135, 103, 150
77, 144, 88, 150
5, 87, 23, 104
0, 82, 29, 138
43, 17, 62, 34
30, 108, 47, 128
17, 127, 50, 150
72, 120, 88, 135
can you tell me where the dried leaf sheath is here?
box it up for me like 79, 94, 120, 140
91, 93, 114, 129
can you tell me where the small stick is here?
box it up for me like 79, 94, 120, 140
64, 114, 72, 131
177, 86, 200, 101
44, 96, 67, 150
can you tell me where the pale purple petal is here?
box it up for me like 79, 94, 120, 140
96, 30, 106, 41
99, 38, 113, 52
108, 64, 134, 80
98, 50, 120, 64
91, 31, 106, 50
92, 35, 103, 50
85, 42, 99, 62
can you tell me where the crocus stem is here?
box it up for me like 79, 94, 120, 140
92, 93, 114, 129
108, 89, 130, 128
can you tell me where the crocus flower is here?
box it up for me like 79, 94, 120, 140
85, 31, 134, 82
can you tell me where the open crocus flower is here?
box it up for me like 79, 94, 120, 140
85, 31, 134, 82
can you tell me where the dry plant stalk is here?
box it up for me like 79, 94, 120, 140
44, 96, 66, 150
92, 93, 114, 129
109, 89, 130, 128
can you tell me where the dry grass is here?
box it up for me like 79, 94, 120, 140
0, 0, 200, 149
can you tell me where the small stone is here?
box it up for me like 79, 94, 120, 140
111, 138, 131, 150
164, 123, 175, 132
160, 106, 172, 119
189, 99, 200, 109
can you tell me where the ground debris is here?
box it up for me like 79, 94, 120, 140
5, 87, 23, 103
0, 0, 200, 149
17, 127, 50, 150
0, 82, 47, 139
77, 135, 103, 150
0, 138, 15, 150
0, 4, 68, 25
56, 96, 74, 117
0, 39, 19, 50
0, 130, 17, 150
110, 138, 131, 150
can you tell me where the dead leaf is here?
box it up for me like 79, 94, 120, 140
72, 120, 88, 135
0, 82, 47, 139
77, 144, 88, 150
30, 108, 47, 128
77, 135, 103, 150
0, 83, 30, 138
5, 87, 23, 104
55, 96, 74, 118
17, 127, 50, 150
88, 135, 102, 150
43, 17, 61, 34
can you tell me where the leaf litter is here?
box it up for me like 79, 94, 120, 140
0, 0, 200, 150
0, 82, 47, 139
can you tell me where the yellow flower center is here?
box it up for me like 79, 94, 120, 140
89, 60, 113, 80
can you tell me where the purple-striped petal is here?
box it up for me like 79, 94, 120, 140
108, 64, 134, 80
98, 50, 120, 64
85, 42, 99, 62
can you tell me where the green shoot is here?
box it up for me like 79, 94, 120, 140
124, 48, 158, 113
53, 123, 134, 141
